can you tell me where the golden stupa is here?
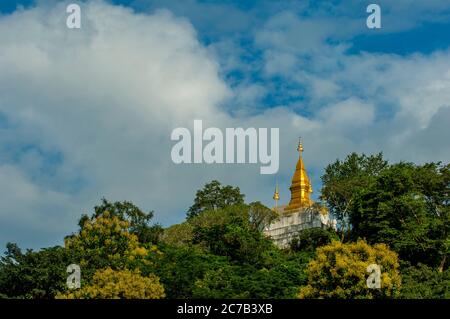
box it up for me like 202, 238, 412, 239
274, 138, 313, 213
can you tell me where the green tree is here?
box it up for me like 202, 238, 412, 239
322, 153, 449, 271
351, 162, 449, 269
161, 223, 194, 247
187, 180, 245, 219
150, 245, 228, 298
290, 228, 339, 253
321, 152, 387, 240
400, 263, 450, 299
191, 205, 274, 266
248, 201, 278, 232
193, 251, 311, 299
0, 243, 73, 299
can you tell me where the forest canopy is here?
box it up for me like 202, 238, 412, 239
0, 153, 448, 299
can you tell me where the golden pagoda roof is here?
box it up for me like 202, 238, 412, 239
285, 138, 313, 211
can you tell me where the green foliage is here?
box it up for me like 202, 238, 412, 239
1, 158, 448, 300
321, 153, 449, 271
150, 245, 228, 298
191, 205, 275, 266
321, 152, 387, 238
0, 243, 73, 299
248, 201, 278, 232
161, 222, 194, 247
290, 228, 339, 253
351, 162, 449, 269
187, 180, 245, 219
400, 263, 450, 299
193, 251, 311, 299
154, 202, 310, 299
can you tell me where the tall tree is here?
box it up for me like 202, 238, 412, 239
187, 180, 245, 219
320, 152, 387, 239
351, 162, 449, 270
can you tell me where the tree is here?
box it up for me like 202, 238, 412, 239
79, 199, 162, 244
187, 180, 245, 219
0, 243, 73, 299
298, 240, 401, 299
290, 228, 339, 253
150, 245, 228, 298
56, 268, 165, 299
248, 201, 278, 232
161, 223, 194, 247
322, 153, 448, 271
191, 205, 274, 266
192, 251, 311, 299
351, 162, 449, 270
321, 152, 387, 240
64, 211, 155, 277
0, 200, 163, 299
400, 263, 450, 299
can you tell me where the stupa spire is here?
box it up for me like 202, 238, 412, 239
273, 180, 280, 209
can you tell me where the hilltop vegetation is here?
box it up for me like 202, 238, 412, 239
0, 153, 448, 299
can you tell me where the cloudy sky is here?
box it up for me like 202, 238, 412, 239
0, 0, 449, 250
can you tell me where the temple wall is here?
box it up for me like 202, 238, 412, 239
264, 208, 325, 248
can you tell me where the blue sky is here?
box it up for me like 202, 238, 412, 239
0, 0, 449, 250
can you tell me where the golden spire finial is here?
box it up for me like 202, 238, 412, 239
297, 137, 304, 155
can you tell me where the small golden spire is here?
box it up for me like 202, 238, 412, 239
273, 180, 280, 209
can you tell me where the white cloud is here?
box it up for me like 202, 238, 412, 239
319, 98, 375, 128
0, 164, 77, 248
0, 1, 232, 249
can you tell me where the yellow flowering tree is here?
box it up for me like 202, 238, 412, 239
65, 211, 155, 270
56, 268, 165, 299
298, 240, 401, 299
56, 207, 165, 299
